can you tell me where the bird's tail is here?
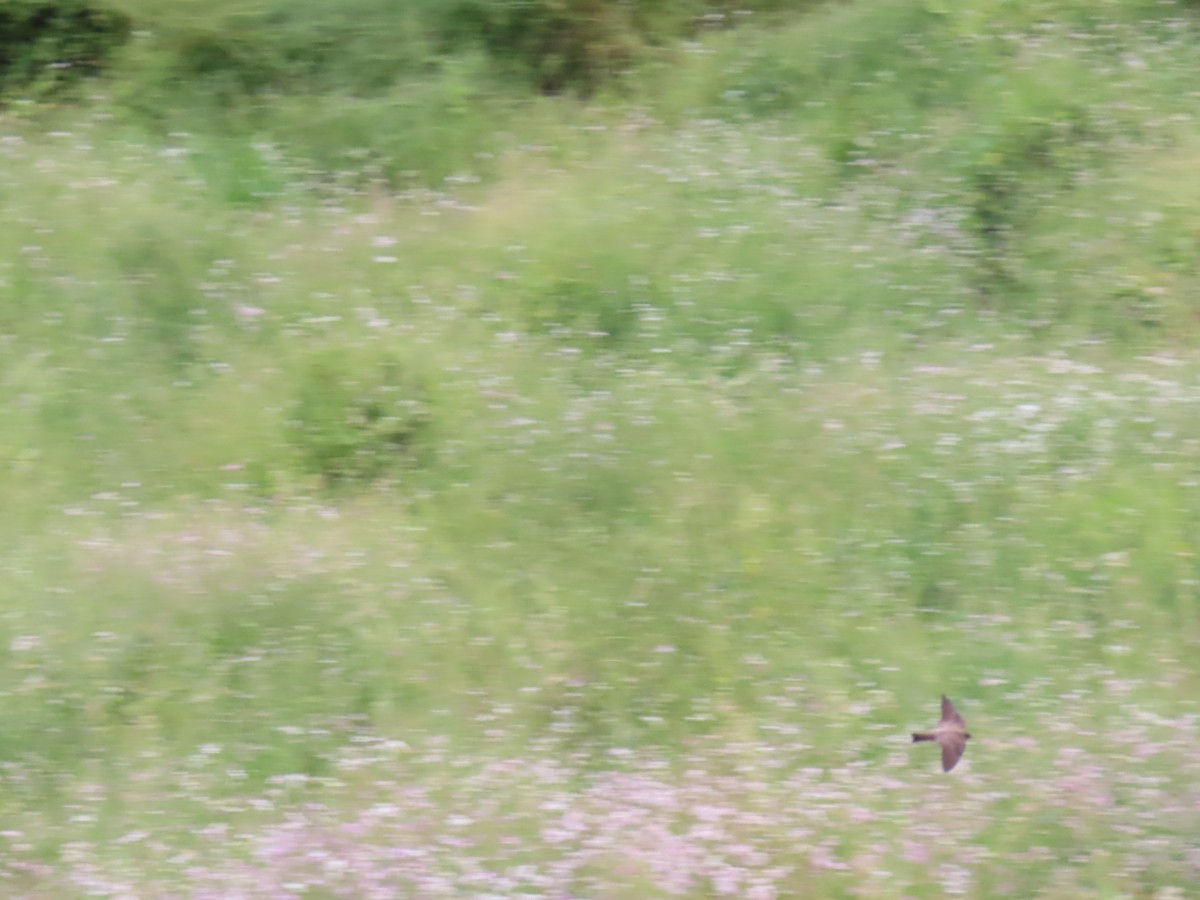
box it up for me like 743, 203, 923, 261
912, 732, 936, 743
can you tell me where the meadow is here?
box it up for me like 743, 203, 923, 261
2, 0, 1200, 895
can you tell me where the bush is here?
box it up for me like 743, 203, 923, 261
440, 0, 639, 94
0, 0, 130, 99
121, 0, 439, 104
287, 346, 433, 488
438, 0, 810, 94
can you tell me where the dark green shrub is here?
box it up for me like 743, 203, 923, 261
164, 28, 285, 100
438, 0, 807, 95
288, 347, 432, 488
0, 0, 130, 98
963, 106, 1100, 297
438, 0, 637, 94
134, 1, 438, 104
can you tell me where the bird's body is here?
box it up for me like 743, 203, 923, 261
913, 695, 971, 772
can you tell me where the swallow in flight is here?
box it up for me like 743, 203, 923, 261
912, 695, 971, 772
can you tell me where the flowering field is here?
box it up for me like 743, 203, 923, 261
25, 714, 1200, 897
3, 346, 1199, 896
3, 0, 1200, 896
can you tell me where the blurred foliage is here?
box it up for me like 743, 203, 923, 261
2, 0, 1045, 188
3, 1, 1200, 886
288, 346, 433, 488
442, 0, 641, 95
119, 0, 437, 100
100, 0, 813, 104
0, 0, 131, 99
436, 0, 807, 95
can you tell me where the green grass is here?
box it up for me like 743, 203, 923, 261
2, 0, 1200, 894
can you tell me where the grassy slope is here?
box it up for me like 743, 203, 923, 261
2, 0, 1200, 894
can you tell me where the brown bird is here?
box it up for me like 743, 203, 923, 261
912, 695, 971, 772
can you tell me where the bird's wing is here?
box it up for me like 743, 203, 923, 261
939, 734, 967, 772
940, 695, 966, 728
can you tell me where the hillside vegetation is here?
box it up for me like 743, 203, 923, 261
2, 0, 1200, 895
